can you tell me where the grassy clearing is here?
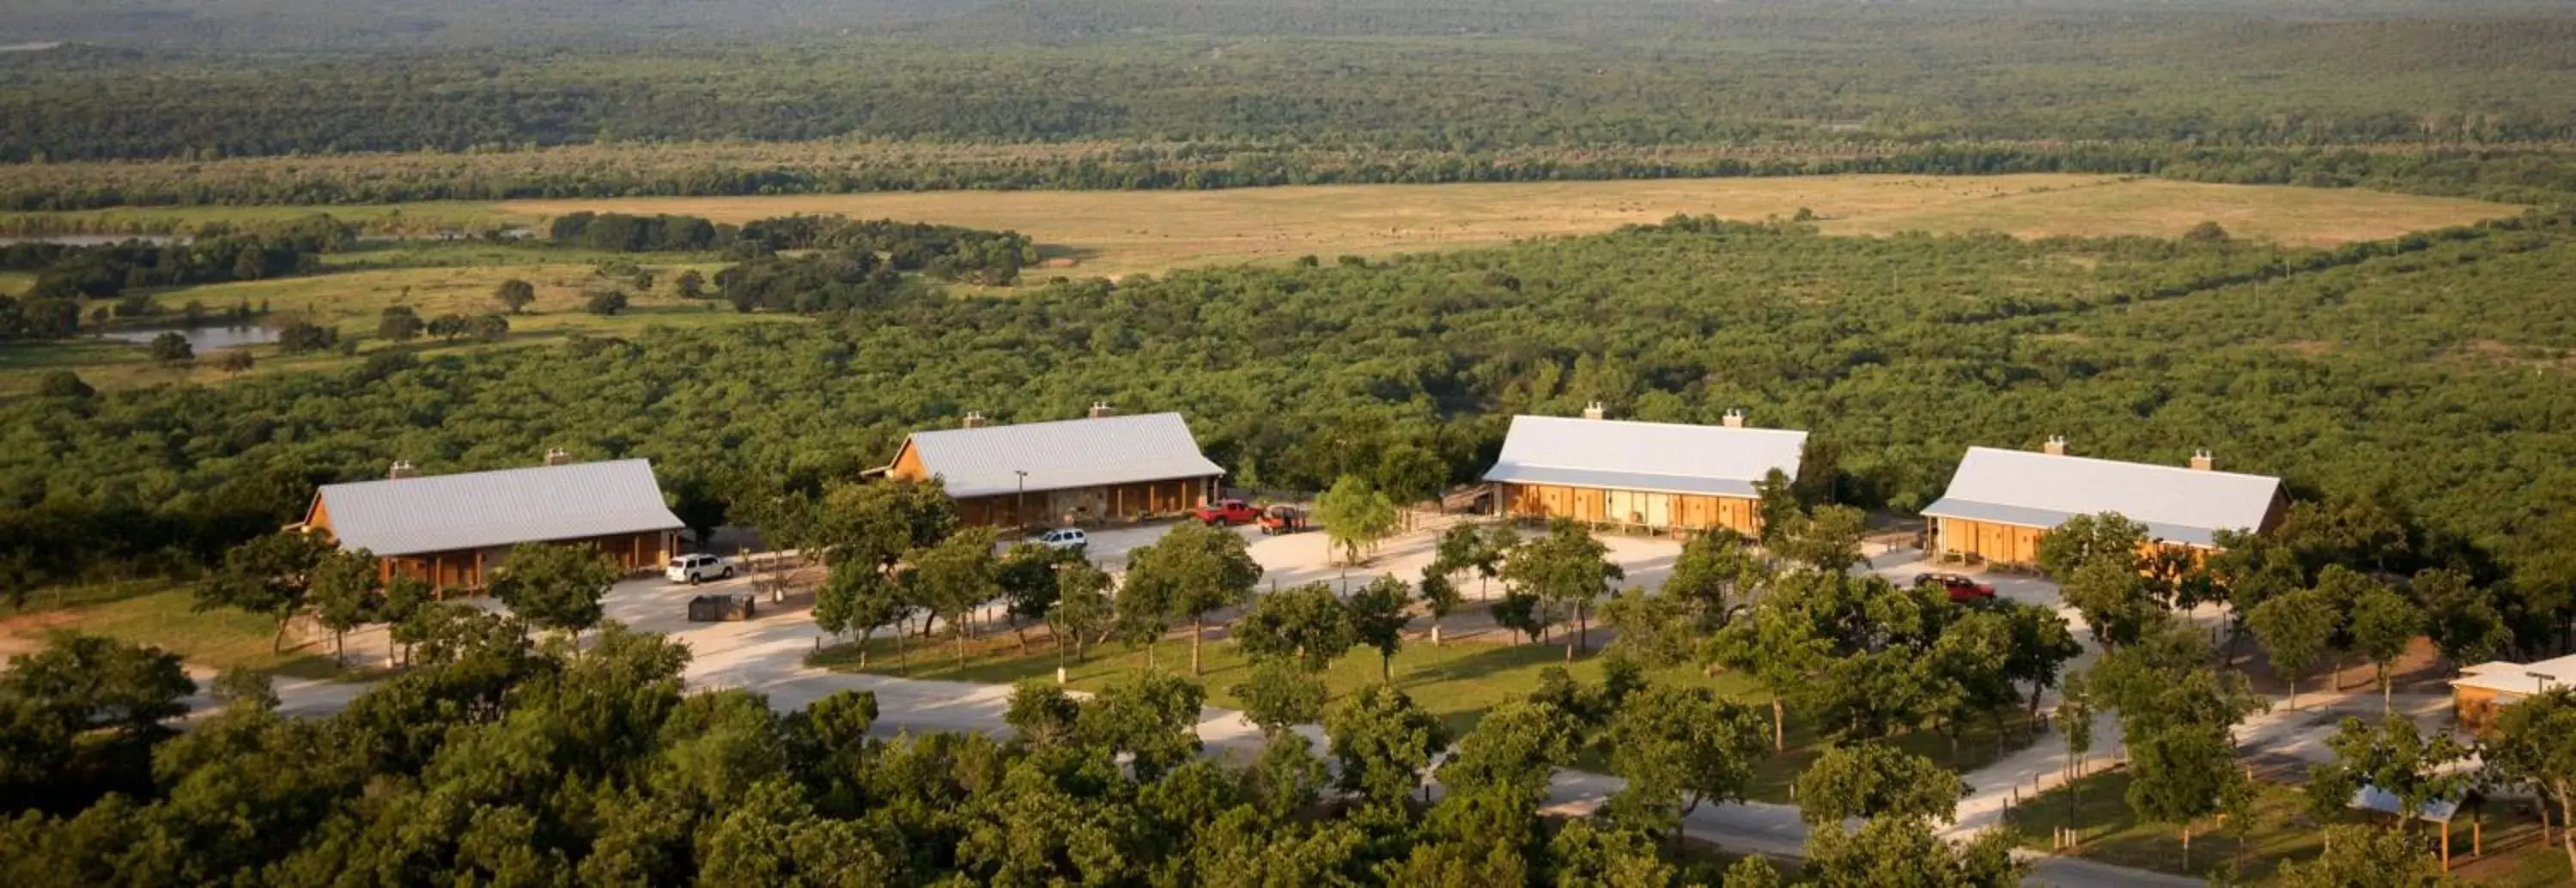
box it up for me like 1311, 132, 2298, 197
2003, 769, 2559, 885
1826, 178, 2521, 247
500, 175, 2522, 278
812, 626, 2038, 803
0, 202, 527, 238
0, 271, 31, 296
0, 581, 344, 679
0, 248, 783, 395
0, 176, 2524, 285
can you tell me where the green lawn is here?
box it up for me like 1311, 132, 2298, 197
813, 627, 2041, 803
2003, 769, 2557, 885
3, 581, 348, 679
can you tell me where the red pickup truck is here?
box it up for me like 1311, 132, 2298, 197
1915, 572, 1998, 604
1193, 499, 1261, 526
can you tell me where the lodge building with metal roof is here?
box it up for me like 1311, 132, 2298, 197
300, 452, 687, 589
882, 406, 1226, 528
1480, 405, 1807, 537
1920, 437, 2286, 567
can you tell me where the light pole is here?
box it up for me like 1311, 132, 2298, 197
1015, 470, 1030, 532
1053, 560, 1070, 685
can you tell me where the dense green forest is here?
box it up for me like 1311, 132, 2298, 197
0, 601, 2032, 885
7, 210, 2575, 602
4, 5, 2574, 166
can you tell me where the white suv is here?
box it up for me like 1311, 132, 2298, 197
1037, 528, 1088, 551
666, 553, 733, 584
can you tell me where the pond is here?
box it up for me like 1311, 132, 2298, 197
96, 325, 281, 350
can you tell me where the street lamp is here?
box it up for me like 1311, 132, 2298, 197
1015, 470, 1030, 531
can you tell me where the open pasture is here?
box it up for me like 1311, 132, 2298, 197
500, 174, 2524, 278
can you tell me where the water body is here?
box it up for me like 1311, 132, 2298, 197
97, 325, 280, 350
0, 42, 64, 53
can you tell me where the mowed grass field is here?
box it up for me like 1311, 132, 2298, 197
501, 174, 2524, 278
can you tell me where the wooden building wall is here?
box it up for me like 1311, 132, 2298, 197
1932, 517, 2230, 569
1933, 517, 2044, 567
952, 477, 1212, 528
374, 529, 676, 591
1498, 483, 1762, 536
2454, 685, 2519, 735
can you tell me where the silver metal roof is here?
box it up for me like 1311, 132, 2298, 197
1480, 416, 1807, 497
317, 459, 683, 557
1919, 447, 2281, 547
904, 412, 1224, 498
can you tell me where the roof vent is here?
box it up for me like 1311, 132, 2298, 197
544, 447, 574, 466
2190, 449, 2215, 471
387, 460, 420, 479
1088, 402, 1115, 419
1581, 401, 1606, 421
2043, 435, 2069, 457
1722, 408, 1747, 429
963, 411, 987, 429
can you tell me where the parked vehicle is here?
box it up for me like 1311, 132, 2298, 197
1037, 527, 1089, 551
1914, 572, 1997, 604
1258, 505, 1309, 535
1193, 499, 1261, 526
667, 553, 733, 584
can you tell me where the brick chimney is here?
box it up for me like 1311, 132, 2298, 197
963, 411, 987, 429
2190, 449, 2215, 471
1581, 401, 1606, 421
544, 447, 573, 466
1088, 402, 1115, 419
1722, 408, 1747, 429
387, 460, 419, 479
2043, 435, 2069, 457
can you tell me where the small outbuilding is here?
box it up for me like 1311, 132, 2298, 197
2451, 654, 2576, 733
1920, 438, 2284, 567
1481, 406, 1807, 536
301, 455, 686, 590
883, 407, 1225, 528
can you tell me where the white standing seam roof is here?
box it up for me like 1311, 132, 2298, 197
315, 459, 684, 557
901, 412, 1224, 498
2452, 654, 2576, 696
1479, 416, 1807, 498
1920, 447, 2282, 548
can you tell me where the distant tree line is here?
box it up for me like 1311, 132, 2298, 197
7, 142, 2574, 214
550, 210, 1036, 284
8, 12, 2576, 165
0, 231, 342, 341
